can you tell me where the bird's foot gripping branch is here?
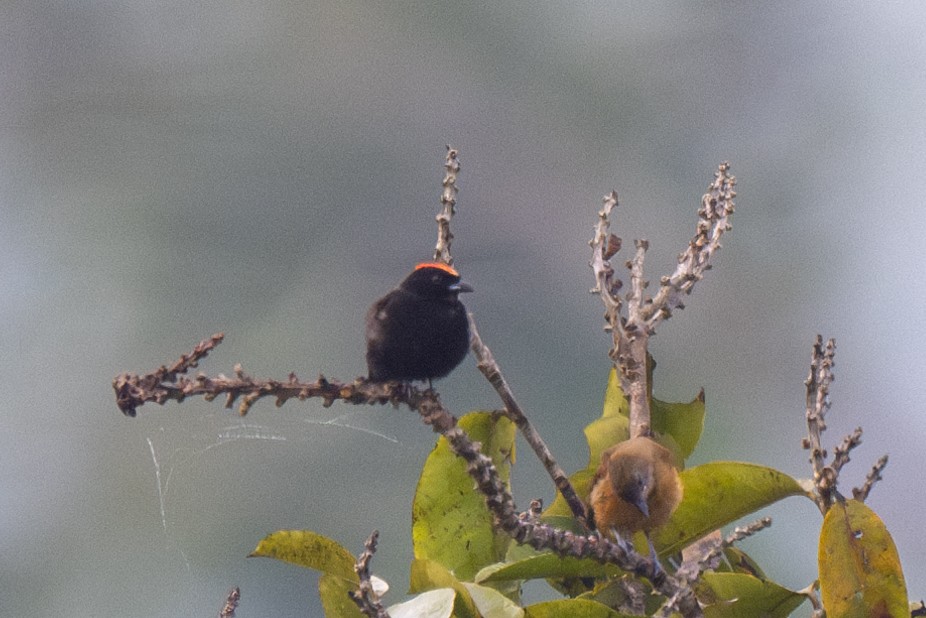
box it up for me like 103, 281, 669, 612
115, 151, 911, 618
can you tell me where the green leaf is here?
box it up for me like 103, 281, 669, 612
655, 462, 807, 555
603, 366, 705, 461
651, 389, 705, 460
249, 530, 357, 580
601, 367, 631, 420
699, 572, 807, 618
524, 598, 630, 617
819, 499, 908, 618
721, 546, 768, 579
318, 573, 365, 618
412, 412, 516, 581
475, 552, 619, 583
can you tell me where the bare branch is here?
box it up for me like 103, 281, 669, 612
853, 455, 889, 502
349, 531, 390, 618
645, 163, 736, 329
519, 498, 544, 523
218, 587, 240, 618
797, 582, 824, 618
113, 339, 397, 417
589, 191, 626, 360
115, 339, 702, 617
469, 317, 590, 530
802, 336, 840, 513
589, 164, 736, 439
831, 427, 863, 475
676, 518, 772, 582
114, 333, 225, 416
433, 145, 460, 266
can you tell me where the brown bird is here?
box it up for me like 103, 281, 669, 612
588, 436, 683, 548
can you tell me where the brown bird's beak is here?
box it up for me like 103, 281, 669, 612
619, 484, 650, 518
630, 495, 649, 518
450, 281, 473, 293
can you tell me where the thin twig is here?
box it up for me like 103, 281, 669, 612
114, 333, 225, 416
589, 164, 736, 438
853, 455, 888, 502
704, 518, 772, 569
348, 531, 390, 618
469, 317, 590, 530
802, 336, 840, 513
218, 587, 240, 618
519, 498, 544, 523
433, 145, 460, 266
831, 427, 863, 475
432, 149, 590, 529
115, 340, 702, 617
676, 518, 772, 582
797, 582, 824, 618
114, 338, 394, 416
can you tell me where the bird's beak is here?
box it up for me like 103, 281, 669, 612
620, 483, 650, 517
631, 496, 649, 518
451, 282, 474, 293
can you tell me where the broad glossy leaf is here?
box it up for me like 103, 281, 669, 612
249, 529, 357, 580
603, 366, 705, 460
819, 499, 908, 618
412, 412, 516, 581
721, 546, 767, 579
319, 574, 365, 618
475, 552, 618, 583
525, 598, 629, 617
699, 572, 807, 618
651, 388, 705, 460
655, 462, 807, 555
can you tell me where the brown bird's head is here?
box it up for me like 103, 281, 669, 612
612, 453, 654, 518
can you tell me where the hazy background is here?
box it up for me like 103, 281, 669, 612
3, 2, 925, 616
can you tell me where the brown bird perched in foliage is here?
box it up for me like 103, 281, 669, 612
365, 262, 473, 384
588, 436, 683, 549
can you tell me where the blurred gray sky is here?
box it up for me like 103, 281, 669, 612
3, 2, 925, 616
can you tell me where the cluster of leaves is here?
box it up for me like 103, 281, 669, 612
250, 369, 909, 617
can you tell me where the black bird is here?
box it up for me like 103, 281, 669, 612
365, 262, 473, 384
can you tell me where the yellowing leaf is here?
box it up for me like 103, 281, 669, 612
412, 412, 516, 581
655, 462, 807, 555
319, 574, 365, 618
819, 499, 908, 618
601, 367, 631, 420
249, 530, 357, 581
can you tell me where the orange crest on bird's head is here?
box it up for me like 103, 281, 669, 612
414, 262, 459, 277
